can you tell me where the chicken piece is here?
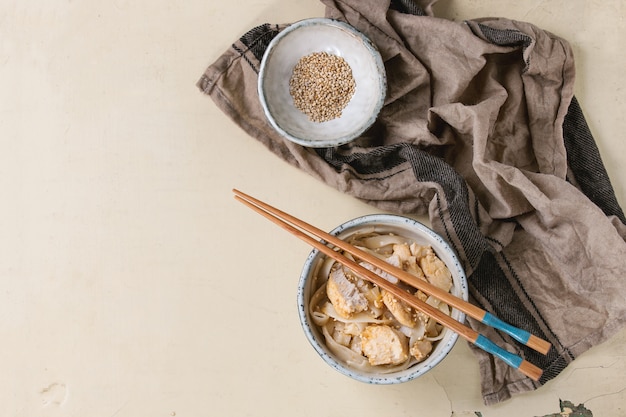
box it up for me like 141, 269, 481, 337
355, 278, 384, 309
392, 243, 412, 262
361, 324, 409, 366
381, 289, 416, 328
385, 253, 402, 269
418, 253, 453, 292
393, 244, 427, 281
326, 266, 368, 318
410, 339, 433, 362
405, 256, 426, 280
413, 290, 430, 324
409, 243, 433, 259
343, 322, 362, 337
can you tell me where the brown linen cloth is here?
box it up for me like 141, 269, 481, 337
197, 0, 626, 405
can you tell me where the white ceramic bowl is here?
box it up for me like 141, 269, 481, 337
258, 18, 386, 148
297, 214, 468, 384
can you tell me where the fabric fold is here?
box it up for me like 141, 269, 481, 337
197, 0, 626, 405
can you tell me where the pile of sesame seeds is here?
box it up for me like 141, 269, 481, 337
288, 52, 356, 123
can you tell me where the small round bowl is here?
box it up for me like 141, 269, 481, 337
297, 214, 468, 384
258, 18, 386, 148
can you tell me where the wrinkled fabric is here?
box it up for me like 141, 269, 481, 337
197, 0, 626, 405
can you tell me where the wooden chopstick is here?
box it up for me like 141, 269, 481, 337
233, 189, 551, 355
233, 189, 544, 381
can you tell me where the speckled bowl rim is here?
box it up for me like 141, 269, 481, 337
258, 18, 387, 148
297, 214, 468, 384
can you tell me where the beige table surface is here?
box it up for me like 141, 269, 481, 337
2, 1, 625, 416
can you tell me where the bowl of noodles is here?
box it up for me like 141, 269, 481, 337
297, 214, 468, 384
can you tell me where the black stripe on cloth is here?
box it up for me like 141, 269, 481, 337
563, 97, 626, 223
472, 23, 533, 71
475, 23, 533, 49
235, 23, 281, 72
316, 145, 407, 176
388, 0, 428, 16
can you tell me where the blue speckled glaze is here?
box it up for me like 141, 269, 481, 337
296, 214, 469, 384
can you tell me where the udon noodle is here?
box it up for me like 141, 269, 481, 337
309, 231, 454, 373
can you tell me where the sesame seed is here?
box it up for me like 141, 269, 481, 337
289, 52, 356, 123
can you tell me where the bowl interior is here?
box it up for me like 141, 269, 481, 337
297, 214, 468, 384
259, 19, 386, 147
